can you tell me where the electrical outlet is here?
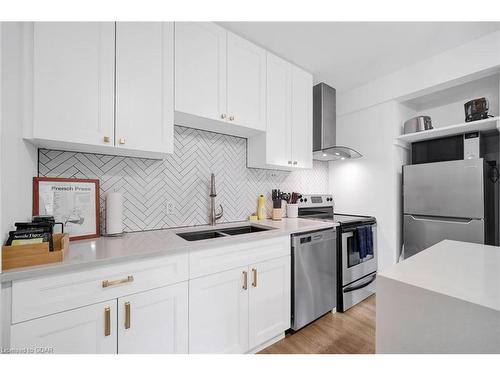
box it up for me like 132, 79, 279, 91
165, 201, 174, 215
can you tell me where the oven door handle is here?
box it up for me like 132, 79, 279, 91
344, 274, 376, 293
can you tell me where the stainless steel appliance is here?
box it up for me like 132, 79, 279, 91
464, 97, 490, 122
291, 228, 336, 330
411, 131, 481, 165
403, 115, 433, 134
297, 194, 377, 312
403, 158, 496, 259
312, 83, 362, 161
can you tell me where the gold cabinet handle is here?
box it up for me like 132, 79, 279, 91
103, 136, 110, 143
252, 268, 257, 287
293, 161, 298, 165
242, 271, 248, 290
229, 115, 235, 121
124, 302, 131, 330
221, 114, 227, 119
119, 137, 126, 145
102, 275, 134, 288
104, 307, 111, 336
288, 161, 292, 165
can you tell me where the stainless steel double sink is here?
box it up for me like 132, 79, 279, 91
176, 225, 274, 241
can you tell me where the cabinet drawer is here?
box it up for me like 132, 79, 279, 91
189, 236, 290, 279
12, 253, 188, 324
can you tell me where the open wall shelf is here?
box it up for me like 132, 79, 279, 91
395, 116, 500, 149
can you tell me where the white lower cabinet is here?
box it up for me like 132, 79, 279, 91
248, 257, 291, 349
118, 282, 188, 354
189, 267, 249, 354
10, 300, 118, 354
189, 256, 291, 353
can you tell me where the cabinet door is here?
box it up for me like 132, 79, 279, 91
10, 300, 117, 354
290, 66, 313, 169
175, 22, 227, 121
227, 32, 266, 131
189, 267, 249, 353
118, 282, 188, 354
115, 22, 174, 155
32, 22, 115, 147
265, 53, 292, 167
248, 256, 291, 350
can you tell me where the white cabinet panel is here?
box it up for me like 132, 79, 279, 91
291, 66, 313, 169
12, 253, 188, 324
247, 52, 313, 171
248, 256, 291, 349
118, 282, 188, 354
175, 22, 227, 122
227, 32, 266, 131
115, 22, 174, 155
265, 53, 292, 167
31, 22, 115, 147
189, 267, 249, 353
10, 300, 117, 354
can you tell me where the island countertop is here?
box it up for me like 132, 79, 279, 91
378, 239, 500, 312
1, 218, 337, 283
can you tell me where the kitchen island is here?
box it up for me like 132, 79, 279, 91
376, 240, 500, 354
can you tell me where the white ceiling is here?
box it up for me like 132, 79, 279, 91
218, 22, 500, 92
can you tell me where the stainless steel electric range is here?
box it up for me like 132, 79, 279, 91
297, 194, 377, 312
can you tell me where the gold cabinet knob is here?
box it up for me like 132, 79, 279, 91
119, 138, 126, 145
103, 136, 110, 143
288, 161, 292, 165
229, 115, 235, 121
221, 114, 227, 119
293, 161, 298, 165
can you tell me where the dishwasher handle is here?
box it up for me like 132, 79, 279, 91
292, 228, 336, 247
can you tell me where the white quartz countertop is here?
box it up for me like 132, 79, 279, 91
0, 218, 336, 282
379, 240, 500, 312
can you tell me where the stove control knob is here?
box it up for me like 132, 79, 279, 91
300, 198, 304, 202
304, 198, 308, 202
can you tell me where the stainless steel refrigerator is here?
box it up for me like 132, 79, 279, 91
403, 158, 495, 259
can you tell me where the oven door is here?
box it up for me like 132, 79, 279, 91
341, 225, 378, 286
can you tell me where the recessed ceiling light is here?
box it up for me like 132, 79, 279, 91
334, 152, 340, 156
322, 153, 327, 157
340, 157, 346, 160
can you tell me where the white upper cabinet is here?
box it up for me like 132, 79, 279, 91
174, 23, 267, 137
248, 52, 313, 170
25, 22, 174, 159
30, 22, 115, 148
290, 65, 313, 169
174, 22, 227, 123
117, 282, 188, 354
115, 22, 174, 156
226, 32, 266, 131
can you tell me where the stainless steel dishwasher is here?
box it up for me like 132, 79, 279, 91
291, 228, 337, 330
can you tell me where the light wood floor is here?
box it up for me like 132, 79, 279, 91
259, 295, 376, 354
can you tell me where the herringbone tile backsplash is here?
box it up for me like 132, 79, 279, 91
39, 126, 329, 233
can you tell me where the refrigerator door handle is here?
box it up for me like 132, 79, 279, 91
408, 215, 481, 224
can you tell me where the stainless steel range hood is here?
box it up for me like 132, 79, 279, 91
313, 83, 362, 161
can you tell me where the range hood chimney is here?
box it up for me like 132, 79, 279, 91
313, 83, 362, 161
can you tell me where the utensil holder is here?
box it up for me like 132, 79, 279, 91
286, 203, 298, 218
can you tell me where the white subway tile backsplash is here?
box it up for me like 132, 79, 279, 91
39, 126, 329, 233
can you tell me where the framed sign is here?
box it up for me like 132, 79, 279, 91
33, 177, 100, 240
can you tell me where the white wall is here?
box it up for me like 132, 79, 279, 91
338, 31, 500, 116
1, 23, 38, 246
330, 101, 409, 270
331, 30, 500, 271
